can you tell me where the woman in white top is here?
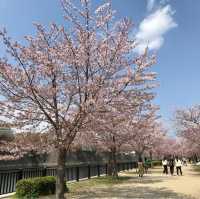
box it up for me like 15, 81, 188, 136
175, 157, 183, 176
162, 158, 168, 174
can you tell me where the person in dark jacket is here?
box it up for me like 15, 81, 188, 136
168, 157, 175, 175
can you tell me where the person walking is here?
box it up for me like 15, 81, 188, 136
162, 157, 168, 175
138, 157, 144, 177
168, 157, 175, 175
183, 157, 187, 166
175, 157, 183, 176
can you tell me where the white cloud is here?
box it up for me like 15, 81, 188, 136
135, 5, 177, 54
147, 0, 156, 11
160, 0, 170, 5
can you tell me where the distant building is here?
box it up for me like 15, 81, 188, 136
0, 122, 14, 141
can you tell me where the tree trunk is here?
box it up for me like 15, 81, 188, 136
107, 152, 113, 176
137, 151, 143, 161
56, 147, 66, 199
194, 154, 198, 163
149, 151, 153, 168
112, 148, 118, 178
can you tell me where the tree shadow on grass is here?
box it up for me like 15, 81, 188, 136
120, 173, 167, 185
70, 185, 196, 199
184, 167, 200, 176
123, 170, 137, 175
148, 169, 164, 174
40, 175, 195, 199
130, 178, 163, 185
188, 173, 200, 177
124, 168, 163, 176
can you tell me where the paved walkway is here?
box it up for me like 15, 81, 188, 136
68, 165, 200, 199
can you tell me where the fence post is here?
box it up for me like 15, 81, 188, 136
0, 173, 3, 194
88, 165, 91, 179
105, 164, 108, 175
97, 165, 100, 177
42, 167, 47, 177
76, 167, 79, 182
117, 163, 119, 172
17, 169, 23, 181
118, 163, 121, 172
66, 168, 69, 181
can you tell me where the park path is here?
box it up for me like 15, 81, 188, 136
69, 165, 200, 199
135, 165, 200, 199
5, 164, 200, 199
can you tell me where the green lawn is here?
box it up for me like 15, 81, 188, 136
67, 175, 132, 195
192, 165, 200, 172
11, 175, 132, 199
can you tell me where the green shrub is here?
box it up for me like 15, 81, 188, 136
16, 176, 68, 198
16, 179, 36, 199
152, 160, 162, 167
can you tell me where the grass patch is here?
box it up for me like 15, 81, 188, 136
193, 165, 200, 172
11, 176, 132, 198
151, 160, 162, 167
123, 167, 162, 176
67, 176, 132, 195
123, 170, 137, 175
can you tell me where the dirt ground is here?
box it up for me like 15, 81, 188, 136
134, 165, 200, 199
38, 164, 200, 199
65, 165, 199, 199
5, 165, 200, 199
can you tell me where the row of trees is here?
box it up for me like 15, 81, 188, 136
151, 105, 200, 161
175, 105, 200, 160
0, 0, 179, 198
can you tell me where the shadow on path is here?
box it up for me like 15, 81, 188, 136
122, 177, 164, 185
72, 185, 195, 199
41, 166, 199, 199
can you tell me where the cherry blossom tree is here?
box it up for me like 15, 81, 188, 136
76, 65, 157, 178
152, 133, 194, 160
0, 0, 156, 198
0, 121, 15, 160
175, 105, 200, 160
0, 121, 14, 141
175, 105, 200, 145
0, 132, 48, 160
127, 105, 162, 160
153, 136, 178, 158
86, 104, 132, 177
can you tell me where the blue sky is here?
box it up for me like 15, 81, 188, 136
0, 0, 200, 134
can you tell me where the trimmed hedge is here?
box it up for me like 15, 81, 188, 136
16, 176, 68, 198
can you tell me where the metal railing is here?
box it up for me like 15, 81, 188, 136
0, 161, 136, 195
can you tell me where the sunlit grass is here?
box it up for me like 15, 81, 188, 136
67, 175, 132, 194
10, 175, 132, 198
193, 165, 200, 172
123, 170, 137, 175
